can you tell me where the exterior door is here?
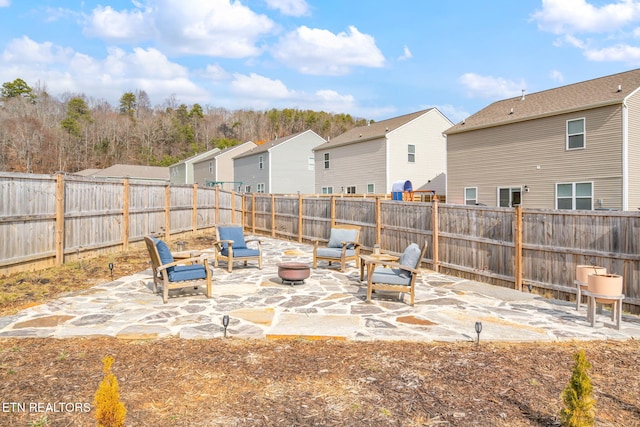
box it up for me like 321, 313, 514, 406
498, 187, 522, 207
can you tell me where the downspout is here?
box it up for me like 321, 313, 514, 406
385, 137, 390, 193
622, 101, 629, 211
268, 149, 272, 193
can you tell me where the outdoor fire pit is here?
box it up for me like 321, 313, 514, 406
277, 262, 310, 285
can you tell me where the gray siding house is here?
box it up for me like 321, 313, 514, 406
169, 148, 220, 185
192, 141, 256, 189
313, 109, 451, 196
233, 130, 325, 194
445, 68, 640, 211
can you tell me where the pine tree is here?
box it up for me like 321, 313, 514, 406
560, 349, 596, 426
93, 355, 127, 427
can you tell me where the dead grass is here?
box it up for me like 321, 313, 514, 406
1, 236, 639, 426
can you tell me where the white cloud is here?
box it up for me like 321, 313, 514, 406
584, 43, 640, 62
204, 64, 231, 81
459, 73, 526, 99
272, 25, 385, 75
549, 69, 564, 82
83, 0, 275, 58
231, 73, 295, 100
0, 0, 11, 7
398, 45, 412, 61
264, 0, 309, 16
532, 0, 640, 34
2, 36, 73, 64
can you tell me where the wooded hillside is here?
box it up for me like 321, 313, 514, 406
0, 79, 369, 174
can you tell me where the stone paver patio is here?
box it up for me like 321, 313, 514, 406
2, 237, 640, 342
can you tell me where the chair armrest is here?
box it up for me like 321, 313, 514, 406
157, 256, 210, 272
364, 259, 420, 274
245, 238, 263, 244
340, 240, 360, 247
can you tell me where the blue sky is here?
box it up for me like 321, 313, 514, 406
2, 0, 640, 123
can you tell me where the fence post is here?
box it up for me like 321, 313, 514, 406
215, 185, 219, 225
298, 193, 303, 243
164, 185, 171, 241
431, 198, 439, 272
192, 184, 198, 233
330, 196, 336, 226
376, 196, 381, 246
55, 173, 65, 266
123, 178, 130, 251
271, 194, 276, 237
231, 189, 236, 224
515, 205, 523, 291
252, 193, 256, 234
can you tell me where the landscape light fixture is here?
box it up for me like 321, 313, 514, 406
474, 321, 482, 344
108, 262, 114, 280
528, 283, 533, 293
222, 315, 230, 338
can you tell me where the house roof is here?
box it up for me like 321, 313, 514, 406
76, 164, 169, 181
233, 130, 321, 160
446, 68, 640, 135
170, 148, 220, 167
313, 109, 434, 150
192, 141, 256, 164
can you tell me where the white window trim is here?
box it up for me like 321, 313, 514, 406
258, 155, 264, 169
323, 152, 330, 169
555, 181, 594, 210
257, 183, 265, 193
497, 186, 522, 207
367, 183, 375, 194
408, 144, 416, 163
464, 187, 477, 205
566, 117, 586, 150
345, 185, 356, 194
321, 186, 333, 194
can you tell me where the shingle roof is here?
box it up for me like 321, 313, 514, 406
314, 109, 433, 150
80, 164, 169, 181
446, 68, 640, 135
233, 130, 318, 159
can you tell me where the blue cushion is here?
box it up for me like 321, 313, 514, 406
398, 243, 421, 277
220, 248, 260, 258
328, 228, 358, 249
168, 264, 207, 282
371, 266, 411, 286
316, 247, 356, 258
218, 226, 247, 250
154, 238, 175, 273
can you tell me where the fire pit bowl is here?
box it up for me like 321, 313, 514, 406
277, 262, 311, 285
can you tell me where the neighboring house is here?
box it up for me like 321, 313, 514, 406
192, 141, 257, 190
445, 68, 640, 211
75, 164, 169, 183
169, 148, 220, 185
313, 109, 451, 196
233, 130, 325, 194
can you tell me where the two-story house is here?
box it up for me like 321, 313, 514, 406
445, 68, 640, 211
192, 141, 256, 189
233, 130, 325, 194
313, 109, 451, 196
169, 148, 219, 185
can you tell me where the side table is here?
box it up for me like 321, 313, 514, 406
359, 253, 397, 281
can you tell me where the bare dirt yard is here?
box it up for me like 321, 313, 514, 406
1, 236, 639, 426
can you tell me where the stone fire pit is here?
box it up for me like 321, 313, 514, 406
277, 262, 311, 285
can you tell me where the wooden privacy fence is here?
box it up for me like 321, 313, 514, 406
1, 172, 639, 312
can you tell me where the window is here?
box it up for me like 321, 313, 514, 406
464, 187, 477, 205
257, 183, 265, 193
209, 161, 213, 174
323, 153, 330, 169
258, 155, 264, 169
367, 183, 375, 194
498, 187, 522, 207
408, 144, 416, 163
556, 182, 593, 210
567, 118, 585, 150
345, 185, 356, 194
321, 186, 333, 194
244, 185, 251, 193
308, 156, 314, 171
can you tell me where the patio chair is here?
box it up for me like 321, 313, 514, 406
365, 241, 427, 306
144, 236, 213, 303
213, 224, 263, 272
312, 224, 361, 272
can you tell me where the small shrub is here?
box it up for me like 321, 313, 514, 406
560, 349, 596, 426
93, 355, 126, 427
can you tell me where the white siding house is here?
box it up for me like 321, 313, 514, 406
169, 148, 220, 185
233, 130, 325, 194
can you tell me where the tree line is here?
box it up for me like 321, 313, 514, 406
0, 78, 369, 174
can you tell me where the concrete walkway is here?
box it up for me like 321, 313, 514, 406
2, 237, 639, 342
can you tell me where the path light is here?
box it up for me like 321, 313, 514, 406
222, 315, 230, 338
528, 283, 533, 293
108, 263, 114, 280
475, 321, 482, 344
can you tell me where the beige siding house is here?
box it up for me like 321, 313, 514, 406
445, 68, 640, 211
192, 142, 256, 189
169, 148, 219, 185
313, 109, 451, 196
